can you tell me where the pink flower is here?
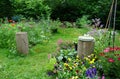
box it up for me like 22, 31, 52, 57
108, 58, 114, 63
104, 47, 110, 53
102, 74, 105, 79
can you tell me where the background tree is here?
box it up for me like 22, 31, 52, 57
0, 0, 13, 18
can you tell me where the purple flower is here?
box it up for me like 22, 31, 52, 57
86, 68, 97, 78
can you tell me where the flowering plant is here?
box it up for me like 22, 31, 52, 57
96, 47, 120, 78
55, 50, 98, 79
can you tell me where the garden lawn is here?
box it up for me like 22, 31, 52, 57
0, 27, 88, 79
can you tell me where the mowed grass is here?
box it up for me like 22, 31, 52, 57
0, 27, 88, 79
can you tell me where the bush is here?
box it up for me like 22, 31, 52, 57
12, 0, 51, 19
76, 15, 91, 28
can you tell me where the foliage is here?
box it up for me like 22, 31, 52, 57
0, 26, 88, 79
11, 0, 51, 19
76, 15, 91, 28
0, 0, 13, 18
0, 24, 18, 56
46, 0, 82, 21
46, 0, 111, 21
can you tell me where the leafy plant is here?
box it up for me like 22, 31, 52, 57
76, 15, 91, 28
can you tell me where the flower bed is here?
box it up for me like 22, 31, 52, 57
52, 46, 120, 79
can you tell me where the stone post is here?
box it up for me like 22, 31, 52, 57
16, 32, 29, 55
78, 35, 95, 58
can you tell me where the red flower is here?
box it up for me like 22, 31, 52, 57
108, 58, 114, 63
118, 57, 120, 61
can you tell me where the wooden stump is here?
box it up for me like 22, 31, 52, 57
16, 32, 29, 55
78, 35, 94, 58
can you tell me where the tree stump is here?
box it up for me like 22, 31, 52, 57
16, 32, 29, 55
78, 35, 95, 58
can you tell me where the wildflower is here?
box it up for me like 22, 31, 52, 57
108, 58, 114, 63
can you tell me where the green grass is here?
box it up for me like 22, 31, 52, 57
0, 27, 88, 79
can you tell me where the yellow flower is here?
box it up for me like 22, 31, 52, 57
74, 63, 77, 67
69, 66, 72, 70
68, 58, 71, 62
89, 59, 95, 64
84, 57, 90, 61
64, 63, 68, 67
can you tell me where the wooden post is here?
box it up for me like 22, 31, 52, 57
16, 32, 29, 55
78, 35, 94, 58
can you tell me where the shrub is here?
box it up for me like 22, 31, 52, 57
12, 0, 51, 19
76, 15, 91, 28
